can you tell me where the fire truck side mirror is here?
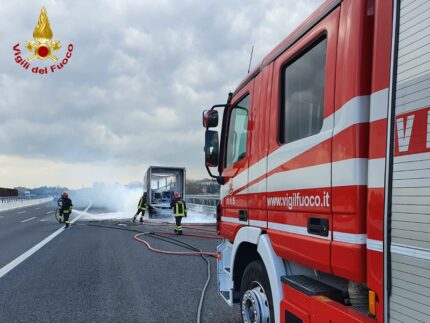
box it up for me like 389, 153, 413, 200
203, 110, 219, 128
216, 176, 226, 185
205, 130, 219, 167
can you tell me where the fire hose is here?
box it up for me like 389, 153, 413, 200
85, 221, 221, 323
138, 219, 217, 233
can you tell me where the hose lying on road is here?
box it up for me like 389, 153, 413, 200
142, 230, 222, 240
134, 231, 213, 323
134, 232, 219, 258
137, 220, 218, 234
85, 221, 220, 323
142, 219, 216, 227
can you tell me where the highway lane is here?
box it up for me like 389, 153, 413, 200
0, 202, 65, 268
0, 210, 241, 322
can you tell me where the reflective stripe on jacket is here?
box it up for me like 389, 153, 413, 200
138, 197, 148, 211
58, 197, 73, 213
172, 200, 186, 217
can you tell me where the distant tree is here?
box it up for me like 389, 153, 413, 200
30, 186, 69, 197
186, 179, 220, 195
207, 184, 220, 194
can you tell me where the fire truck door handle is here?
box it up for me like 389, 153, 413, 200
307, 217, 329, 237
239, 210, 248, 222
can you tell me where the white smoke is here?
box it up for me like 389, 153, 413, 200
78, 209, 215, 223
71, 182, 216, 223
72, 182, 142, 213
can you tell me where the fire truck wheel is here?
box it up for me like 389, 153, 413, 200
240, 260, 274, 323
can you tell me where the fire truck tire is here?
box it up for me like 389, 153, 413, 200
240, 260, 274, 323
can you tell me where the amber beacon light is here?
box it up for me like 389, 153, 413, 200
368, 290, 376, 318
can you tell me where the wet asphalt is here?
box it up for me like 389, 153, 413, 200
0, 204, 241, 322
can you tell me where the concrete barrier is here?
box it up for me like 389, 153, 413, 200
0, 197, 53, 212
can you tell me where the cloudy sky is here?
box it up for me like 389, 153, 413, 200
0, 0, 322, 189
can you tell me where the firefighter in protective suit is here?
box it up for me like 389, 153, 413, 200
171, 192, 186, 235
57, 192, 73, 228
133, 192, 148, 223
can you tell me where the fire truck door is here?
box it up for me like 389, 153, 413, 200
219, 80, 254, 239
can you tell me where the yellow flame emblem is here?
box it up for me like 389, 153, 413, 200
33, 7, 53, 43
26, 7, 61, 61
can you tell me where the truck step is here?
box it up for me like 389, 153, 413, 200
281, 275, 344, 304
220, 291, 230, 301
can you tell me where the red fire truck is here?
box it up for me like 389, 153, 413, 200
203, 0, 430, 322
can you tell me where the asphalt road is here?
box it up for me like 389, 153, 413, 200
0, 204, 241, 322
0, 201, 59, 269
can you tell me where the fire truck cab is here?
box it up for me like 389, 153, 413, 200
203, 0, 430, 322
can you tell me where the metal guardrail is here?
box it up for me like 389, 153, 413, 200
0, 197, 53, 212
187, 204, 216, 217
0, 197, 21, 203
185, 195, 219, 217
186, 194, 220, 206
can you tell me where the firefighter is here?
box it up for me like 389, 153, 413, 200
133, 192, 148, 223
57, 192, 73, 228
171, 191, 186, 235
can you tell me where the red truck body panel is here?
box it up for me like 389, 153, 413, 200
213, 0, 430, 321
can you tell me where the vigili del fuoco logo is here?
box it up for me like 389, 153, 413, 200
13, 7, 74, 75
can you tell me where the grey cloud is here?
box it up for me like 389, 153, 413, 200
0, 0, 322, 183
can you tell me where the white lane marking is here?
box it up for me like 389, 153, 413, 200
46, 211, 54, 214
17, 211, 26, 214
21, 217, 37, 223
35, 207, 40, 210
0, 202, 91, 279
